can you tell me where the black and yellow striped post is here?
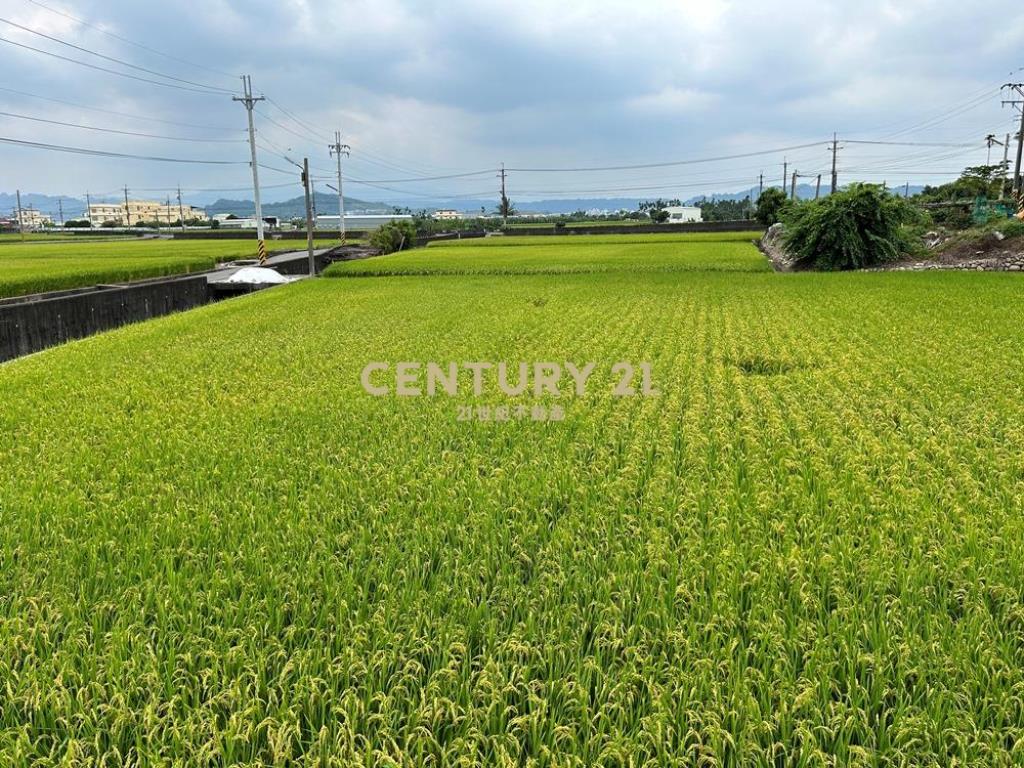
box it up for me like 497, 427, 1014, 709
258, 239, 267, 266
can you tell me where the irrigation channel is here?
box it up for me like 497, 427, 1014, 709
0, 245, 366, 363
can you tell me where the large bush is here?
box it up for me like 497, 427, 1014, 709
782, 184, 922, 271
755, 188, 790, 227
369, 220, 418, 254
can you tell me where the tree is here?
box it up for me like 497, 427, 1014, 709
496, 196, 516, 219
699, 196, 753, 222
638, 199, 680, 224
755, 188, 790, 227
64, 219, 90, 228
914, 164, 1011, 229
782, 183, 922, 270
370, 220, 418, 254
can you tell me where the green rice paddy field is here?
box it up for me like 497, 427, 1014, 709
2, 234, 1024, 765
0, 238, 343, 298
326, 233, 766, 276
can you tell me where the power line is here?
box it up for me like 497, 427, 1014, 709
0, 86, 234, 131
254, 108, 326, 149
0, 135, 248, 164
333, 169, 497, 184
504, 177, 756, 196
844, 139, 981, 148
0, 16, 234, 94
0, 110, 245, 142
505, 141, 826, 173
854, 85, 1001, 138
880, 90, 1003, 140
0, 35, 228, 95
25, 0, 237, 80
131, 180, 299, 194
265, 98, 329, 143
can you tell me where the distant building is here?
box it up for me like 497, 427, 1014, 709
216, 216, 281, 230
14, 208, 53, 230
88, 200, 208, 227
316, 213, 414, 230
432, 209, 461, 221
664, 206, 703, 223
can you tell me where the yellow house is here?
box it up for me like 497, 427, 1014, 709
88, 200, 209, 226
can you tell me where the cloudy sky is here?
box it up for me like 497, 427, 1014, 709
1, 0, 1022, 208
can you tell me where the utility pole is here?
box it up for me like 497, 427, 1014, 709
233, 74, 267, 264
15, 189, 24, 241
177, 186, 186, 231
782, 158, 787, 191
123, 186, 131, 228
904, 182, 910, 199
85, 191, 92, 228
830, 133, 840, 195
1002, 84, 1024, 203
815, 174, 822, 200
758, 172, 763, 200
499, 163, 509, 228
790, 170, 797, 201
1001, 133, 1011, 200
301, 158, 315, 276
329, 130, 350, 243
57, 197, 64, 226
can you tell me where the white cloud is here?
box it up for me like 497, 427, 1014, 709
0, 0, 1019, 200
626, 87, 719, 115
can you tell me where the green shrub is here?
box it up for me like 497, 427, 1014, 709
755, 188, 790, 227
782, 184, 922, 271
997, 218, 1024, 239
369, 220, 418, 254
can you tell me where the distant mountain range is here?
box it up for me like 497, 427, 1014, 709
205, 191, 394, 218
2, 184, 929, 220
0, 193, 88, 220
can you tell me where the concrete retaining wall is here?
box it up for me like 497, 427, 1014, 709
172, 230, 370, 241
0, 275, 209, 363
504, 221, 763, 236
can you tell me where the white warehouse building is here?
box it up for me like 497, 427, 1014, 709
316, 214, 414, 230
664, 206, 703, 223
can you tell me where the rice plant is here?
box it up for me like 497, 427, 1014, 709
1, 235, 1022, 765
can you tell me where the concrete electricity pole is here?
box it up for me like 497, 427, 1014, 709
830, 133, 840, 195
329, 131, 350, 243
499, 163, 509, 228
177, 186, 186, 231
1001, 133, 1012, 200
85, 191, 92, 228
234, 75, 267, 264
815, 175, 822, 200
301, 158, 316, 276
1002, 84, 1024, 203
782, 158, 787, 191
15, 189, 24, 241
758, 173, 764, 200
123, 186, 131, 228
57, 197, 64, 226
